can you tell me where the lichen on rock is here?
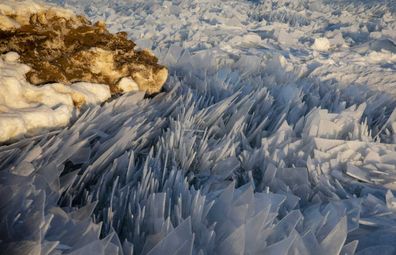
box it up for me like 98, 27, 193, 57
0, 0, 168, 95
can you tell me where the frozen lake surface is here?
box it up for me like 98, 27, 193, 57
1, 0, 396, 254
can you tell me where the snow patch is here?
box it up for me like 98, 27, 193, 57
0, 0, 77, 30
312, 37, 331, 51
0, 52, 111, 142
116, 77, 140, 93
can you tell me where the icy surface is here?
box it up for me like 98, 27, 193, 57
1, 0, 396, 254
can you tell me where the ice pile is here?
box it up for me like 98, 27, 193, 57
1, 0, 396, 254
1, 45, 396, 254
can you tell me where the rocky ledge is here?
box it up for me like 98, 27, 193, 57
0, 0, 168, 95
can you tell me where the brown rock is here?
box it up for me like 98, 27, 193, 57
0, 8, 168, 94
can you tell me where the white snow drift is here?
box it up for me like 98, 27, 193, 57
0, 52, 111, 142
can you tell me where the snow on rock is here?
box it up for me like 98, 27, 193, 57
0, 0, 77, 30
116, 77, 140, 93
0, 0, 169, 142
0, 52, 111, 142
2, 51, 19, 62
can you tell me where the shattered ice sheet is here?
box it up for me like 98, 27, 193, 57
1, 0, 396, 254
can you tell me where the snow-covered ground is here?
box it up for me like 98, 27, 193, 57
0, 52, 112, 142
1, 0, 396, 254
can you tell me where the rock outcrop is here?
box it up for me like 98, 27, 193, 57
0, 1, 168, 95
0, 1, 168, 143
